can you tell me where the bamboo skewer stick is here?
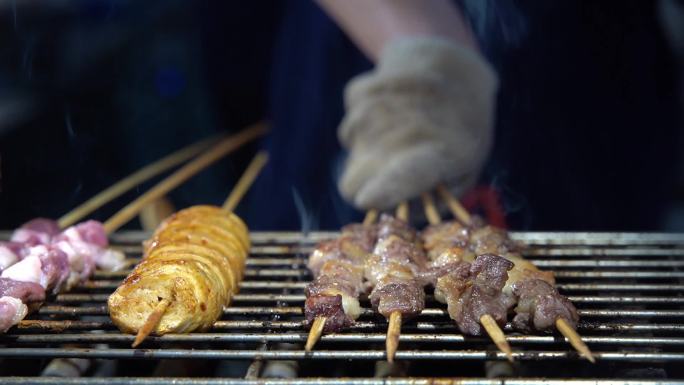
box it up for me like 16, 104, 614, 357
130, 150, 269, 348
223, 151, 269, 212
363, 209, 378, 226
385, 201, 410, 362
435, 186, 594, 363
395, 202, 409, 222
420, 192, 441, 226
132, 297, 171, 348
102, 122, 268, 234
57, 135, 218, 229
556, 318, 595, 363
306, 209, 379, 352
436, 183, 471, 225
480, 314, 514, 362
386, 311, 402, 364
421, 192, 514, 361
305, 316, 327, 352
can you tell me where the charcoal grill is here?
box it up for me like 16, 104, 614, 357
0, 230, 683, 384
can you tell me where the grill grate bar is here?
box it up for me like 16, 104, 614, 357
35, 305, 684, 318
16, 320, 684, 332
3, 332, 684, 345
52, 293, 684, 304
1, 348, 683, 361
91, 259, 684, 278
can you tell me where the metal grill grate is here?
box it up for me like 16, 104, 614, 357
1, 231, 683, 384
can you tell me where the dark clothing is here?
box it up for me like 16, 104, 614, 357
248, 0, 681, 231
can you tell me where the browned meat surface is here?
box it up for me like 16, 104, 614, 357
376, 214, 417, 242
304, 295, 354, 333
307, 226, 376, 277
340, 223, 377, 251
512, 279, 579, 332
306, 261, 364, 298
369, 279, 425, 318
304, 222, 376, 332
366, 215, 426, 320
440, 254, 514, 335
420, 221, 470, 259
418, 247, 473, 287
468, 225, 521, 255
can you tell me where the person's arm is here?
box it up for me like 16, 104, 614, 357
316, 0, 478, 62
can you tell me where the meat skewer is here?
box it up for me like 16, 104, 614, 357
376, 202, 426, 363
0, 218, 128, 334
304, 210, 378, 351
108, 150, 268, 346
420, 192, 515, 361
435, 184, 595, 362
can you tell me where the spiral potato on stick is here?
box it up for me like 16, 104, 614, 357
108, 205, 249, 338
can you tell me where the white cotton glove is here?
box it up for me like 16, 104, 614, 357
338, 37, 498, 210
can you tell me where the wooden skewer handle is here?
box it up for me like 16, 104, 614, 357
480, 314, 514, 362
421, 192, 441, 225
103, 122, 268, 234
57, 135, 217, 229
223, 151, 269, 212
305, 316, 327, 352
437, 184, 471, 225
395, 202, 409, 222
556, 318, 595, 363
363, 209, 378, 226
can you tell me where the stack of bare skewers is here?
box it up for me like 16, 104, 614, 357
305, 185, 594, 363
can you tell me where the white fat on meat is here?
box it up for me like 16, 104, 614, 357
11, 228, 51, 245
57, 226, 122, 271
319, 288, 362, 321
0, 245, 18, 271
0, 296, 28, 332
502, 253, 555, 296
53, 240, 96, 273
93, 249, 126, 272
1, 255, 44, 288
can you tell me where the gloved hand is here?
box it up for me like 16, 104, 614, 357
338, 37, 498, 210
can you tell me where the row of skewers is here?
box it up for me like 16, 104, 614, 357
1, 122, 594, 368
304, 185, 593, 363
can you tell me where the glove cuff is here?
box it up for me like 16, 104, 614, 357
378, 36, 498, 95
339, 37, 498, 148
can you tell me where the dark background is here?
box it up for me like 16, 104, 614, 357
0, 0, 682, 231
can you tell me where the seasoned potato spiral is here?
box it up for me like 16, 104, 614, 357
108, 205, 249, 335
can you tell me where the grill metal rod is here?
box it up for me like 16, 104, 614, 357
2, 332, 684, 345
52, 293, 684, 304
35, 306, 684, 318
1, 348, 683, 361
16, 320, 684, 332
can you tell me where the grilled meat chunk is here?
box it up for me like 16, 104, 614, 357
420, 221, 470, 259
304, 223, 375, 332
512, 279, 579, 332
440, 254, 514, 335
366, 215, 426, 320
